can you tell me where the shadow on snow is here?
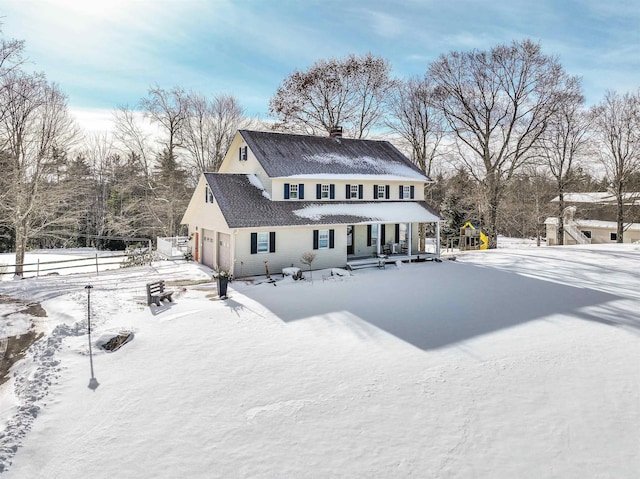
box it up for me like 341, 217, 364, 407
236, 262, 625, 351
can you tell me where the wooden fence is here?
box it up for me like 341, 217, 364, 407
0, 251, 153, 278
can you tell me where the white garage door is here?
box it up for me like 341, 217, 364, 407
218, 233, 231, 271
201, 229, 215, 268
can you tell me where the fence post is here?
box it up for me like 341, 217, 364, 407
95, 253, 99, 276
37, 259, 40, 278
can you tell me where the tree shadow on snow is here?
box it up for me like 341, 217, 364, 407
238, 262, 628, 351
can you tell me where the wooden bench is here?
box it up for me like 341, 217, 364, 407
146, 280, 174, 306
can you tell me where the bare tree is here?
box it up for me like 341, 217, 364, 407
538, 94, 591, 244
386, 76, 446, 178
141, 86, 186, 165
592, 90, 640, 242
0, 71, 79, 275
269, 53, 393, 138
181, 93, 253, 175
429, 39, 581, 247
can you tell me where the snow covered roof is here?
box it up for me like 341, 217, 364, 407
205, 173, 441, 228
239, 130, 429, 181
551, 192, 640, 205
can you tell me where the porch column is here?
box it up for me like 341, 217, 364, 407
435, 221, 441, 257
377, 223, 381, 255
407, 222, 412, 255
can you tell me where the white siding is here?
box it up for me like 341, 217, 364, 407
233, 226, 348, 277
271, 179, 425, 201
218, 133, 272, 196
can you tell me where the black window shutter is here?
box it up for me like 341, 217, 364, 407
381, 224, 386, 243
410, 185, 415, 199
330, 184, 335, 199
329, 229, 335, 248
373, 184, 378, 199
385, 185, 390, 199
316, 184, 321, 199
395, 224, 400, 243
299, 184, 304, 199
250, 233, 257, 254
284, 183, 290, 199
399, 185, 404, 199
238, 147, 242, 161
313, 230, 319, 249
358, 185, 363, 199
367, 225, 372, 246
205, 186, 208, 203
346, 184, 351, 198
269, 232, 276, 253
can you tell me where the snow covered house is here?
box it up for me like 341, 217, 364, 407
180, 129, 442, 277
544, 192, 640, 245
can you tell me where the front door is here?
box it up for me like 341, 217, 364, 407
347, 225, 354, 255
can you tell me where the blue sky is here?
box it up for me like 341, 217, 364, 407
1, 0, 638, 130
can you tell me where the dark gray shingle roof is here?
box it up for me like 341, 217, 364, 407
205, 173, 441, 228
239, 130, 429, 180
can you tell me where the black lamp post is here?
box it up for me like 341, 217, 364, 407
85, 285, 99, 391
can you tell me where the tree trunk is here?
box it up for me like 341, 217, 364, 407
14, 222, 27, 277
557, 192, 565, 246
617, 188, 624, 243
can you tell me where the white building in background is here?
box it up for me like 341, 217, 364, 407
545, 192, 640, 245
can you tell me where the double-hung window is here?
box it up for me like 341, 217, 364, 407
289, 184, 298, 199
403, 185, 411, 199
321, 184, 330, 199
377, 185, 386, 199
350, 185, 359, 199
318, 229, 329, 249
257, 232, 269, 253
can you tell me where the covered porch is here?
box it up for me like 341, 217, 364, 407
346, 221, 441, 261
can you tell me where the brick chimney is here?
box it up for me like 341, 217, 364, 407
329, 126, 343, 138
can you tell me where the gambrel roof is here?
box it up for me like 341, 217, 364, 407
205, 173, 440, 228
239, 130, 429, 180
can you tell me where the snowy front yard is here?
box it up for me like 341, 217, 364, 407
0, 245, 639, 477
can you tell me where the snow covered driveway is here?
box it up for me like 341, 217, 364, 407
1, 246, 639, 477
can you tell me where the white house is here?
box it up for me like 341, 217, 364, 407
545, 192, 640, 245
181, 129, 442, 277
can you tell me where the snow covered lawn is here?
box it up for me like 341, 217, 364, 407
1, 245, 639, 477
